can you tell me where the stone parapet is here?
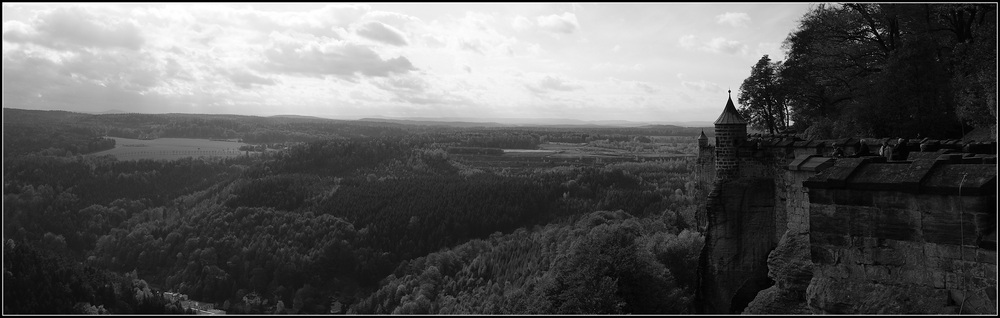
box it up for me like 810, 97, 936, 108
802, 154, 996, 196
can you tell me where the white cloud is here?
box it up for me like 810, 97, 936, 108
261, 37, 417, 80
525, 74, 582, 95
221, 68, 277, 89
356, 21, 408, 46
607, 77, 660, 94
361, 10, 422, 28
372, 74, 478, 106
3, 6, 144, 50
591, 62, 643, 72
307, 4, 372, 28
678, 35, 696, 50
705, 37, 747, 55
634, 82, 659, 94
424, 11, 520, 58
511, 15, 532, 31
715, 12, 750, 27
458, 38, 485, 54
682, 80, 722, 92
461, 11, 496, 30
678, 34, 747, 55
523, 43, 543, 56
536, 12, 578, 34
538, 75, 581, 91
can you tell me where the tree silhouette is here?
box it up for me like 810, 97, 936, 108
739, 55, 787, 135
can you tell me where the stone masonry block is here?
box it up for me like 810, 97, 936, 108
855, 248, 874, 265
939, 245, 963, 260
970, 264, 987, 279
985, 264, 997, 279
932, 271, 946, 288
834, 265, 851, 279
874, 248, 905, 266
863, 264, 891, 282
899, 269, 930, 287
945, 273, 960, 289
900, 246, 926, 270
961, 247, 981, 260
924, 243, 941, 258
934, 257, 954, 272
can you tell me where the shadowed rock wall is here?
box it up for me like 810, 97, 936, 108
803, 157, 997, 314
697, 178, 777, 313
742, 168, 818, 314
698, 134, 997, 314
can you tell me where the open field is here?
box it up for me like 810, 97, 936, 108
506, 141, 694, 159
89, 137, 252, 160
457, 141, 696, 169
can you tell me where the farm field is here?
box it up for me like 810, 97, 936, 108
457, 140, 696, 170
505, 141, 695, 159
89, 137, 252, 160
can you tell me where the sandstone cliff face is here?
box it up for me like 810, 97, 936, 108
698, 135, 997, 315
742, 229, 813, 314
742, 168, 817, 314
740, 155, 997, 315
697, 178, 776, 313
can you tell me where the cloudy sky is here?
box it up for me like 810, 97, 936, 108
2, 2, 816, 123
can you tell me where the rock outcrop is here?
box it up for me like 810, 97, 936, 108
742, 229, 812, 314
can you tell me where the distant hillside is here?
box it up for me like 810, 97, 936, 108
358, 116, 714, 128
358, 118, 513, 128
270, 114, 329, 120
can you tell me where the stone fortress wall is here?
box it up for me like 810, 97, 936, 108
694, 97, 998, 314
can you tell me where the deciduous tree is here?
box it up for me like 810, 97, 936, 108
738, 55, 787, 135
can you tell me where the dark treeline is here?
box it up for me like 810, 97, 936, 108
4, 240, 195, 314
738, 3, 996, 139
2, 108, 117, 156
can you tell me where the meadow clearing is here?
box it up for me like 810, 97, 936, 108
89, 137, 252, 160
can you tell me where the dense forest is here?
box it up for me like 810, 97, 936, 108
737, 3, 996, 140
3, 108, 706, 314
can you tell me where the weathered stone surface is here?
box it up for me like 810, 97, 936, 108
922, 165, 997, 195
768, 230, 814, 291
742, 285, 812, 314
806, 277, 959, 314
804, 158, 996, 195
743, 229, 815, 314
800, 157, 834, 171
786, 154, 815, 171
698, 129, 996, 315
697, 178, 778, 313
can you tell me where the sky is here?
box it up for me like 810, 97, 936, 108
2, 2, 818, 123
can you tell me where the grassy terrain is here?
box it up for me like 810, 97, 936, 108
454, 139, 696, 170
89, 137, 253, 160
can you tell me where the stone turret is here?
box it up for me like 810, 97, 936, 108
697, 129, 717, 192
714, 90, 747, 182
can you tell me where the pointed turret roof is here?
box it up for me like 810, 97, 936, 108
698, 130, 708, 140
714, 90, 747, 125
